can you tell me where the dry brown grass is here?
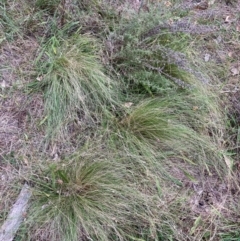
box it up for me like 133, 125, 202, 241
0, 38, 38, 86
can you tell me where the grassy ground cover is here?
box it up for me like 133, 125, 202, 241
0, 0, 240, 240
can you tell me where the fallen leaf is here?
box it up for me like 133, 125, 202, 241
23, 158, 29, 166
164, 1, 172, 7
231, 67, 240, 76
36, 76, 43, 81
168, 18, 174, 25
0, 80, 6, 89
51, 143, 57, 157
204, 53, 211, 62
224, 15, 233, 23
53, 153, 59, 161
123, 102, 133, 108
223, 154, 233, 170
57, 179, 63, 185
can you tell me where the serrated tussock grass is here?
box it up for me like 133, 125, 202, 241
112, 94, 225, 173
20, 146, 168, 241
29, 34, 117, 140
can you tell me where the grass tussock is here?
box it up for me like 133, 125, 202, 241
109, 95, 225, 177
29, 34, 117, 139
18, 146, 171, 241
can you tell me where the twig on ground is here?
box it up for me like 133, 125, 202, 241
0, 184, 31, 241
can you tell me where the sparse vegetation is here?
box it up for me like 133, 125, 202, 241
1, 0, 240, 240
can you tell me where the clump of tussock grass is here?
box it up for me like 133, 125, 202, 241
18, 145, 176, 241
105, 89, 226, 179
29, 33, 118, 140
